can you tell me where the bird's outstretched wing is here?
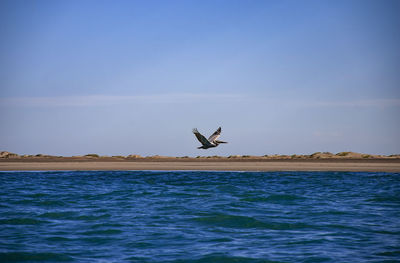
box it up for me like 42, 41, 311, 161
208, 127, 221, 142
193, 128, 212, 146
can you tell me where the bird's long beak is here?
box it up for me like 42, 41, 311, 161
216, 140, 227, 143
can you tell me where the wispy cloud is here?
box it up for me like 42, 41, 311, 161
1, 94, 399, 109
313, 99, 400, 108
313, 131, 342, 138
0, 93, 242, 107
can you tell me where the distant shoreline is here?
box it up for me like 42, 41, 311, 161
1, 158, 399, 172
1, 150, 400, 160
1, 151, 399, 172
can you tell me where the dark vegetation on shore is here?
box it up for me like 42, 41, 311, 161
1, 151, 399, 160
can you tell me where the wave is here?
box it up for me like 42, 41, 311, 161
39, 211, 77, 219
0, 218, 47, 225
166, 253, 282, 263
241, 194, 304, 203
80, 229, 123, 235
193, 213, 311, 230
0, 252, 73, 262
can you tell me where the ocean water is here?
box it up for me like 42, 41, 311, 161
0, 171, 399, 263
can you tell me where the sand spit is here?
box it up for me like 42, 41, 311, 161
0, 160, 399, 172
1, 151, 399, 161
1, 151, 400, 172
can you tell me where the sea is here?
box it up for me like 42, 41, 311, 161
0, 171, 399, 263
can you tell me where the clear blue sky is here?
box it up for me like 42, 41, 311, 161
1, 0, 399, 156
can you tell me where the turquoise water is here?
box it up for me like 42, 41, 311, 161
0, 171, 399, 262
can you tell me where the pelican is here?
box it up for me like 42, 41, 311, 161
192, 127, 228, 149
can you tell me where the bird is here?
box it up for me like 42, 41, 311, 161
192, 127, 228, 149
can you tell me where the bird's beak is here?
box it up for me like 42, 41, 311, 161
216, 140, 227, 143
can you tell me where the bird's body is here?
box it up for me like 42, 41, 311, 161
192, 127, 227, 149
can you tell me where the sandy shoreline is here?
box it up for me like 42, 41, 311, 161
1, 159, 399, 172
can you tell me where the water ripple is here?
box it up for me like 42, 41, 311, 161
0, 171, 399, 262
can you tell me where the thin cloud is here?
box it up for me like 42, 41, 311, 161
0, 93, 242, 107
1, 95, 399, 109
313, 99, 400, 108
313, 131, 342, 138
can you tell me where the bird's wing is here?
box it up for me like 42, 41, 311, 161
193, 128, 212, 146
208, 127, 221, 142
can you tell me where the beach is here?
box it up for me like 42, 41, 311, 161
1, 158, 399, 172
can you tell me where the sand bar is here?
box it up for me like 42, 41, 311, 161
1, 159, 399, 172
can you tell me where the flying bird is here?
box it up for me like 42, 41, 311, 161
192, 127, 228, 149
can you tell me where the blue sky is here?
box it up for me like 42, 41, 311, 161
1, 0, 399, 156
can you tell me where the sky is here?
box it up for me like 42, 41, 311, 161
0, 0, 399, 157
